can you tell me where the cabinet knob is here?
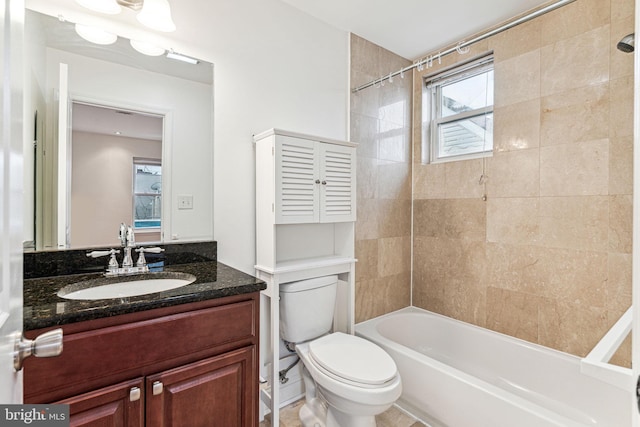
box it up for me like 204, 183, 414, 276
130, 387, 141, 402
152, 381, 163, 395
321, 180, 327, 185
315, 179, 321, 184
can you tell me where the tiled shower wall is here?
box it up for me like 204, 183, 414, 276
412, 0, 633, 364
350, 35, 413, 323
351, 0, 634, 364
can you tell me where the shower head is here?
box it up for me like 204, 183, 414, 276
617, 34, 635, 53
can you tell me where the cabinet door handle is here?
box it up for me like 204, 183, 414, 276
315, 179, 321, 184
130, 387, 141, 402
321, 180, 327, 185
152, 381, 163, 395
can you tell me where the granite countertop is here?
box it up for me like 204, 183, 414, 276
24, 261, 266, 331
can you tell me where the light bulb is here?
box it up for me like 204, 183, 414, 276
75, 24, 117, 45
130, 40, 165, 56
136, 0, 176, 32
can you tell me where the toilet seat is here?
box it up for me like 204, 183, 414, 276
308, 332, 397, 388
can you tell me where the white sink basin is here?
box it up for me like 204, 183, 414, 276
58, 273, 197, 300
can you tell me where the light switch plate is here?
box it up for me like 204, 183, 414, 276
178, 195, 193, 209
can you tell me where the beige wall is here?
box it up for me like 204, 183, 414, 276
70, 131, 162, 248
351, 35, 413, 323
412, 0, 633, 364
350, 0, 633, 365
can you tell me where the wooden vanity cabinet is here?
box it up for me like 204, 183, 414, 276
24, 293, 260, 427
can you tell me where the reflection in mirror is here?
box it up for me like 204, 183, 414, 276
70, 102, 163, 248
24, 9, 214, 251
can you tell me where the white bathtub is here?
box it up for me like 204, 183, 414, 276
355, 307, 630, 427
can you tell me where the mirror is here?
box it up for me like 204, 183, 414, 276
24, 9, 214, 251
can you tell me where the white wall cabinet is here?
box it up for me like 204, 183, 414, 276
254, 129, 357, 426
275, 135, 356, 224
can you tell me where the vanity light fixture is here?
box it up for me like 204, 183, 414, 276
130, 39, 165, 56
75, 0, 176, 32
75, 0, 122, 15
166, 51, 198, 65
74, 23, 118, 45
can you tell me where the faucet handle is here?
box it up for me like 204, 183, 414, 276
135, 247, 164, 267
86, 249, 119, 258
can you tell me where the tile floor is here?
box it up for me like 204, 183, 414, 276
259, 399, 427, 427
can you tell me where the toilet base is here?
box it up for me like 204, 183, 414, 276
299, 397, 377, 427
299, 397, 327, 427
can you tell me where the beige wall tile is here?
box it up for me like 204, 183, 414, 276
540, 83, 609, 146
355, 239, 378, 281
538, 196, 609, 251
540, 25, 609, 97
413, 163, 446, 199
610, 76, 634, 139
539, 139, 609, 196
357, 156, 379, 200
444, 158, 487, 199
350, 113, 379, 159
413, 199, 446, 238
355, 198, 379, 240
486, 287, 540, 342
607, 253, 632, 314
378, 161, 411, 200
610, 14, 635, 80
494, 50, 541, 107
378, 236, 411, 277
486, 243, 608, 307
609, 194, 632, 253
540, 0, 610, 45
486, 149, 540, 198
489, 18, 541, 62
443, 199, 487, 241
486, 197, 539, 245
444, 277, 487, 327
611, 0, 634, 22
538, 300, 608, 357
493, 99, 541, 152
378, 198, 412, 238
609, 136, 633, 195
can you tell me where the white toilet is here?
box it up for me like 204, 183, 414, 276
279, 275, 402, 427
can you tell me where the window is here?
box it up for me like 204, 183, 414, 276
133, 158, 162, 230
425, 55, 494, 163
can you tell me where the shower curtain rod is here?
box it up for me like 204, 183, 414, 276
351, 0, 577, 93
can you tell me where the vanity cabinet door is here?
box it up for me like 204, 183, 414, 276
57, 378, 144, 427
146, 345, 257, 427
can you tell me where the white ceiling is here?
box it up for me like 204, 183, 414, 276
279, 0, 553, 60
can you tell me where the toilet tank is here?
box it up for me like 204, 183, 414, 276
279, 275, 338, 343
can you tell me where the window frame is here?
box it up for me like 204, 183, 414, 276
132, 157, 162, 231
424, 54, 494, 164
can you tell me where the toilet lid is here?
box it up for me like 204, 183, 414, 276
308, 332, 397, 386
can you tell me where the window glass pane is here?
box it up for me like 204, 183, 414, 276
441, 70, 494, 118
134, 195, 162, 227
134, 164, 162, 193
438, 113, 493, 158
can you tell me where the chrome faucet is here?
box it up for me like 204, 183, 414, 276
120, 223, 136, 268
85, 224, 165, 277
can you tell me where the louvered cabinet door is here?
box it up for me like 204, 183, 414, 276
274, 136, 320, 224
319, 143, 356, 222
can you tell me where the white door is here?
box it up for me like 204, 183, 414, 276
0, 0, 24, 404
